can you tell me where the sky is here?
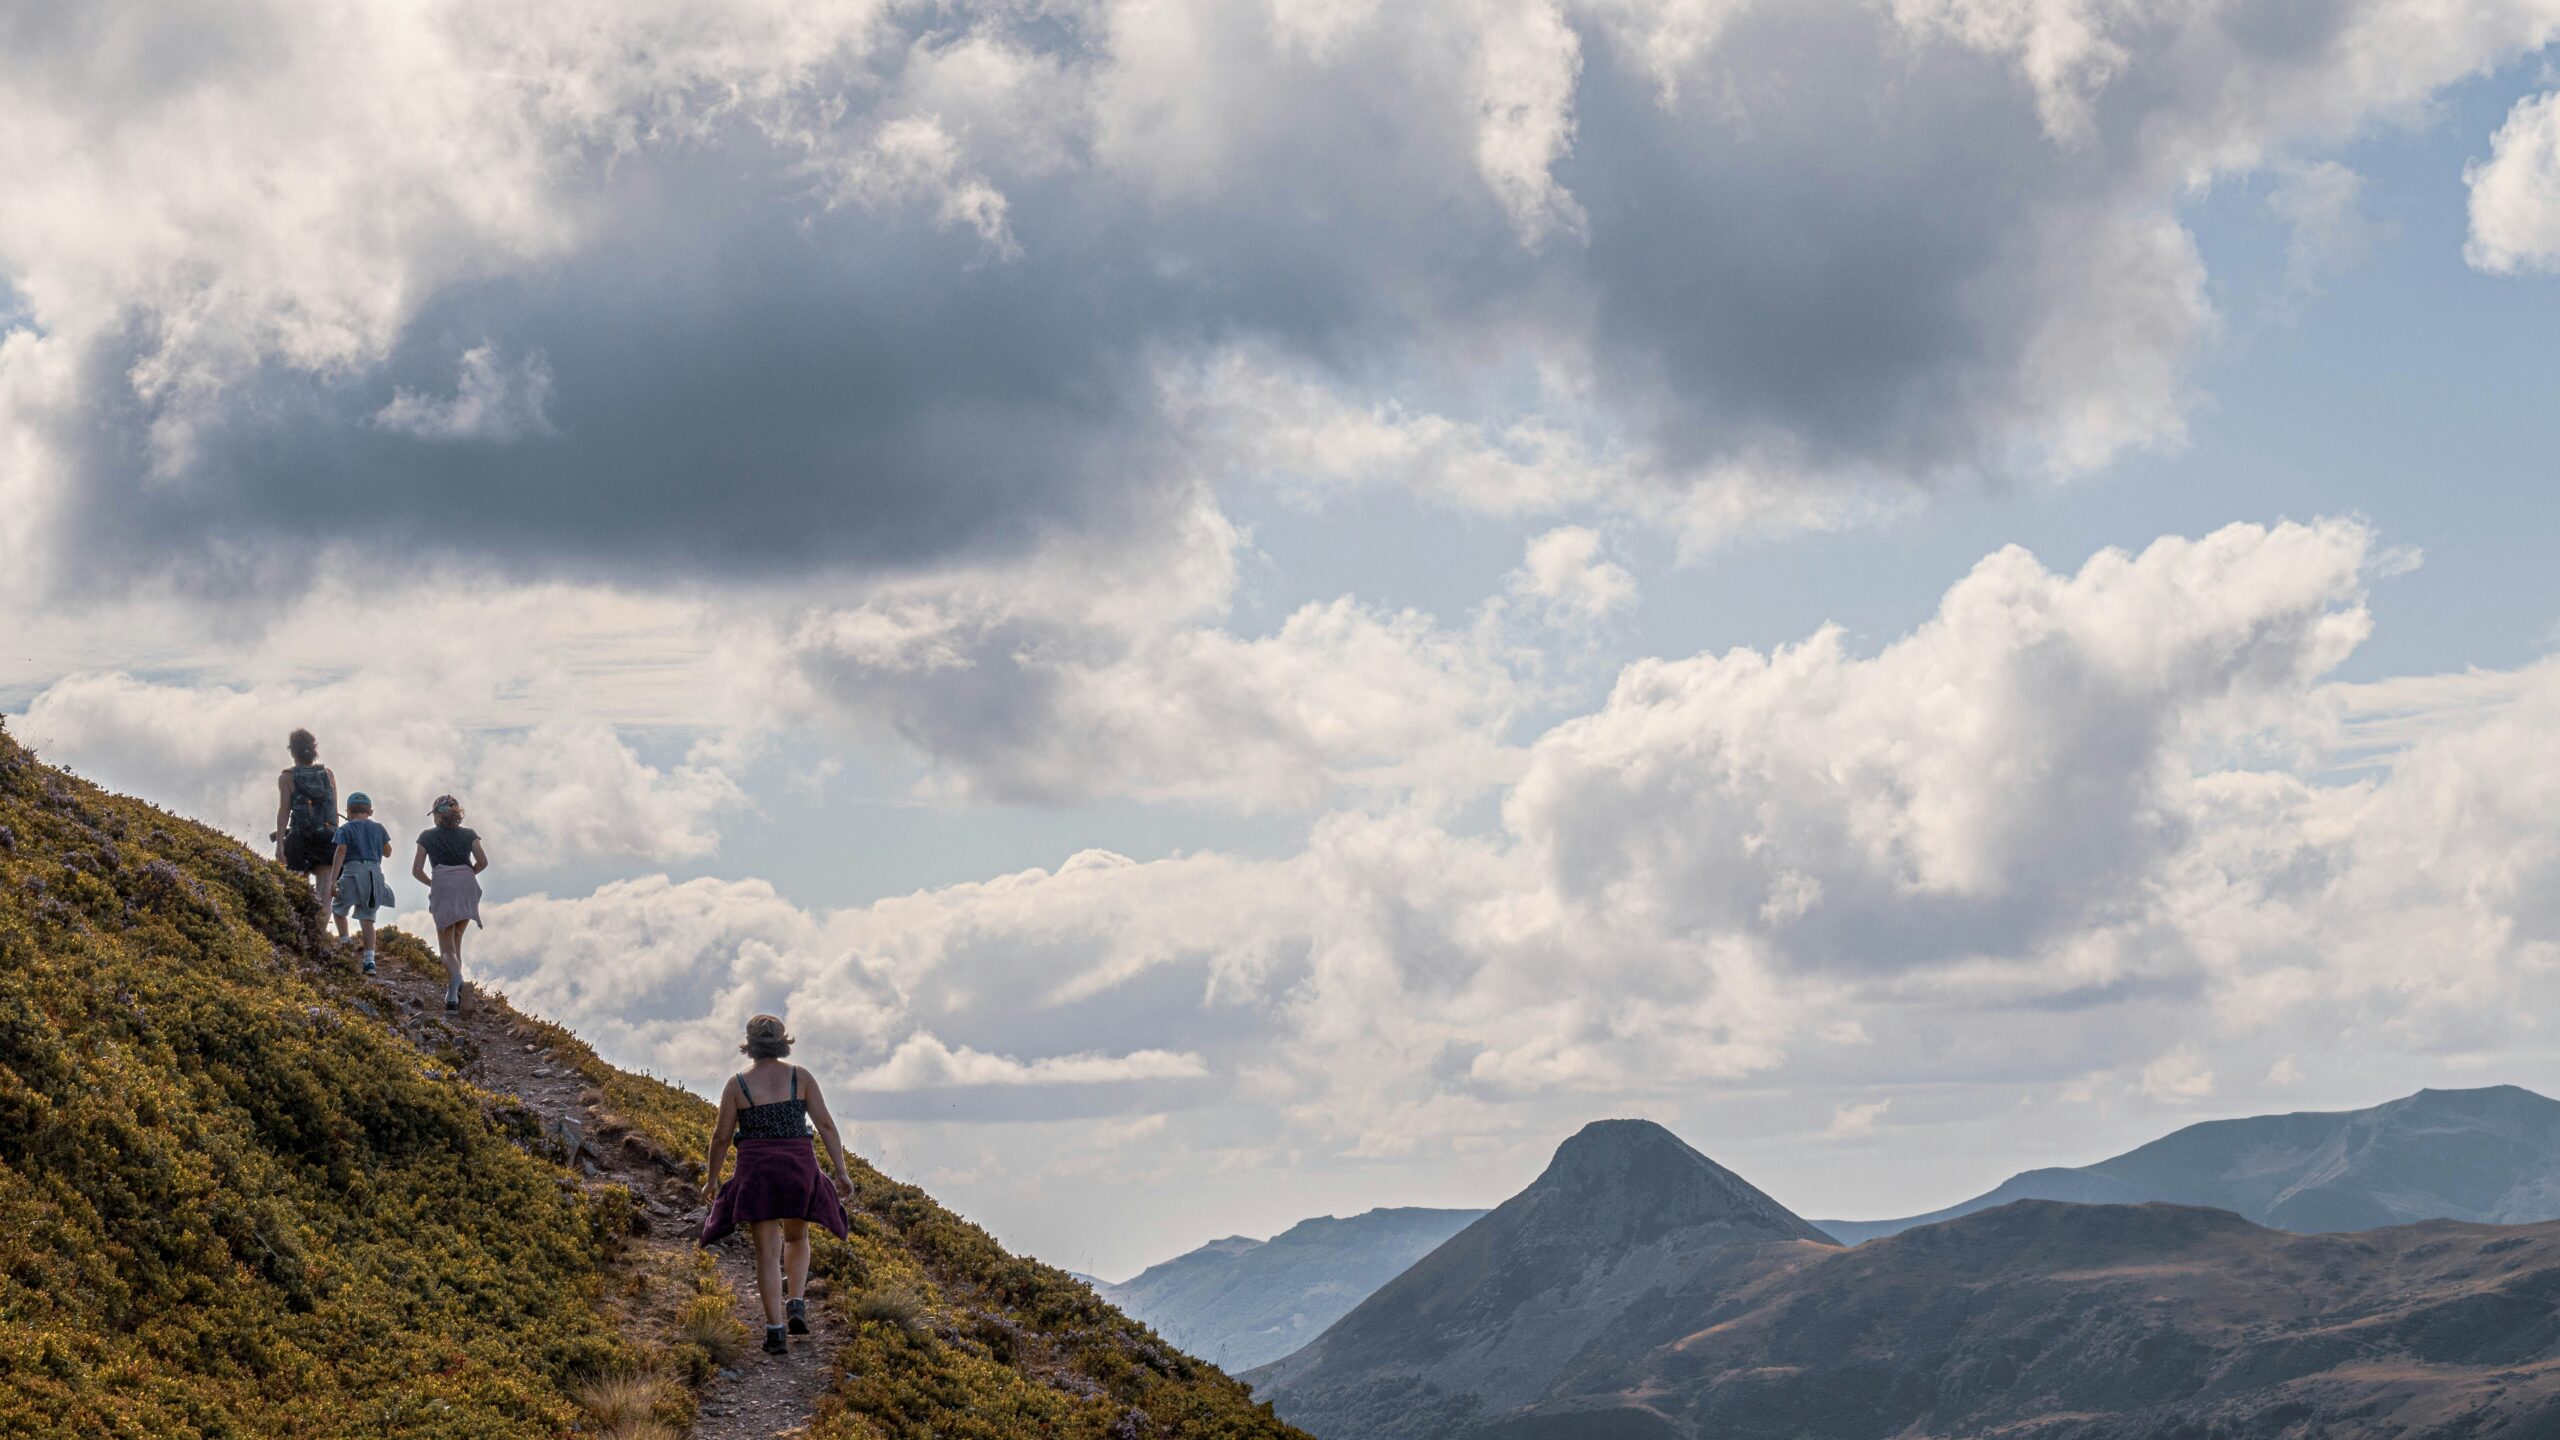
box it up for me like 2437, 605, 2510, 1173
5, 0, 2560, 1281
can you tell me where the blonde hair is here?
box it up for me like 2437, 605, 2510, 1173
741, 1014, 793, 1060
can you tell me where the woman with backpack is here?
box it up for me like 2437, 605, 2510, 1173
270, 729, 338, 907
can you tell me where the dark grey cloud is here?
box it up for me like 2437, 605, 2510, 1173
14, 0, 2549, 596
1563, 4, 2080, 473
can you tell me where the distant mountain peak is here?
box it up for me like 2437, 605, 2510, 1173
1251, 1118, 1835, 1435
1533, 1118, 1832, 1244
1540, 1117, 1737, 1192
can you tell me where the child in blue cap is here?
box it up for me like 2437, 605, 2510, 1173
326, 792, 396, 974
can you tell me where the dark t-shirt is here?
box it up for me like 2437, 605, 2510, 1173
418, 826, 479, 867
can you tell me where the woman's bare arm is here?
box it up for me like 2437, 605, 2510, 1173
273, 772, 291, 852
469, 837, 488, 875
800, 1068, 854, 1195
410, 842, 432, 888
704, 1083, 740, 1203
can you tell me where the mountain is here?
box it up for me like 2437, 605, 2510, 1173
1100, 1207, 1488, 1371
0, 724, 1302, 1440
1499, 1201, 2560, 1438
1245, 1120, 1836, 1440
1817, 1085, 2560, 1244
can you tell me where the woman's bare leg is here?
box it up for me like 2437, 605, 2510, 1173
782, 1219, 811, 1301
438, 921, 466, 994
749, 1220, 787, 1327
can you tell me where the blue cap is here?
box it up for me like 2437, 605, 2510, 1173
346, 792, 373, 810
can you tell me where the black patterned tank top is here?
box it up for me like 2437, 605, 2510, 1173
734, 1068, 811, 1140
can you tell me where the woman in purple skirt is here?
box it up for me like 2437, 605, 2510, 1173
701, 1015, 854, 1353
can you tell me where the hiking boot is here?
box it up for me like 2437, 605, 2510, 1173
762, 1325, 789, 1355
361, 954, 376, 975
787, 1298, 809, 1335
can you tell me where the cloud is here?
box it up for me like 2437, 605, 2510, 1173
786, 496, 1531, 809
2467, 89, 2560, 274
2140, 1047, 2217, 1102
1824, 1098, 1892, 1138
10, 0, 2557, 603
2268, 161, 2382, 294
415, 519, 2560, 1182
1505, 519, 2376, 974
372, 345, 557, 441
1510, 526, 1636, 621
5, 576, 774, 866
845, 1034, 1210, 1090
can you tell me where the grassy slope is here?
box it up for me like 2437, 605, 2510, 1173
0, 724, 1303, 1440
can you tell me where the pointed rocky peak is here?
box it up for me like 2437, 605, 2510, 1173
1526, 1119, 1835, 1246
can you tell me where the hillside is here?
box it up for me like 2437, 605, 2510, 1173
1818, 1085, 2560, 1244
1247, 1120, 1835, 1440
1100, 1207, 1487, 1372
0, 722, 1305, 1440
1511, 1201, 2560, 1438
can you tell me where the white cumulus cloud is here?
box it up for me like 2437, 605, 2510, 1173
2467, 89, 2560, 274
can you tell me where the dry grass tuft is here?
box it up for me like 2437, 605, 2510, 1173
674, 1293, 751, 1365
572, 1371, 673, 1437
851, 1284, 928, 1336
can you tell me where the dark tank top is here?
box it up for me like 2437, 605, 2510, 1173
734, 1068, 811, 1140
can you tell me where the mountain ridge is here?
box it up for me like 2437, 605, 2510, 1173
1256, 1115, 2560, 1439
1099, 1207, 1489, 1371
1508, 1199, 2560, 1438
1817, 1083, 2560, 1243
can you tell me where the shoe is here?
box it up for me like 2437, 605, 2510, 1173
444, 996, 459, 1014
361, 955, 376, 975
787, 1298, 809, 1335
762, 1326, 789, 1355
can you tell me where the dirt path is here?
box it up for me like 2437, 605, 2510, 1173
365, 958, 846, 1439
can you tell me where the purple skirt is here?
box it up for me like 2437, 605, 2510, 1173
700, 1137, 849, 1245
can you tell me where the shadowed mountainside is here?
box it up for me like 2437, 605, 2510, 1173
1501, 1200, 2560, 1439
0, 722, 1304, 1440
1101, 1207, 1489, 1372
1245, 1120, 1834, 1440
1816, 1085, 2560, 1244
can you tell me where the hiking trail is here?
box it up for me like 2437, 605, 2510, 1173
369, 954, 845, 1439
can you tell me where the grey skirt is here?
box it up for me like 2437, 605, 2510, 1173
428, 865, 483, 930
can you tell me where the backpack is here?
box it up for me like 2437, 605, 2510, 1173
287, 765, 337, 843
